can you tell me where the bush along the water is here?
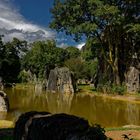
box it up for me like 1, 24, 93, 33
111, 84, 126, 95
97, 83, 126, 95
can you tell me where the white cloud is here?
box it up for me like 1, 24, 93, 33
0, 0, 55, 42
76, 42, 85, 50
57, 43, 68, 48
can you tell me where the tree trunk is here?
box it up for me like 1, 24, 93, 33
113, 67, 120, 85
108, 43, 120, 85
113, 46, 120, 85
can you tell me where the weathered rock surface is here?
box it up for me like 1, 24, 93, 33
0, 91, 9, 112
14, 111, 107, 140
126, 66, 140, 93
47, 67, 76, 93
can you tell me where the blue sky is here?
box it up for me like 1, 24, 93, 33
13, 0, 53, 26
0, 0, 85, 48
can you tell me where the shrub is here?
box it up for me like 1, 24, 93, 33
96, 83, 126, 95
111, 85, 126, 95
18, 70, 29, 83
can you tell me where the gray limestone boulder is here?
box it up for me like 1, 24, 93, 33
0, 91, 9, 112
47, 67, 76, 94
126, 66, 140, 93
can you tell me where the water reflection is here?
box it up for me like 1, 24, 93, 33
125, 103, 140, 125
46, 93, 74, 113
0, 112, 7, 120
2, 87, 140, 127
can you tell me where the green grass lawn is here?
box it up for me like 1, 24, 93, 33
77, 84, 97, 94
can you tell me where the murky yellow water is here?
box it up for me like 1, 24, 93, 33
1, 87, 140, 127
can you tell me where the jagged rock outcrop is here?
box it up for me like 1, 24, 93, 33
14, 111, 107, 140
126, 66, 140, 93
0, 91, 9, 112
47, 67, 76, 94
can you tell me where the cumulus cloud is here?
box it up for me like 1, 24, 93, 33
0, 0, 55, 42
76, 42, 85, 50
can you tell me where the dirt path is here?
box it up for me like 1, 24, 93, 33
106, 130, 140, 140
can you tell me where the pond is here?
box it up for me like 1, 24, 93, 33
1, 86, 140, 128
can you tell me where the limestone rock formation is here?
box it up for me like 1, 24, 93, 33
14, 111, 107, 140
0, 91, 9, 112
47, 67, 76, 94
126, 66, 140, 93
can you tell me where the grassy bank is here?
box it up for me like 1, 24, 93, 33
106, 127, 140, 131
78, 84, 97, 94
78, 84, 140, 102
0, 120, 14, 129
14, 83, 35, 89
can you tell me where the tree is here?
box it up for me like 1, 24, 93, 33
50, 0, 139, 85
22, 40, 69, 80
65, 46, 80, 58
81, 38, 100, 61
64, 57, 86, 80
0, 36, 21, 83
11, 37, 28, 58
84, 60, 98, 81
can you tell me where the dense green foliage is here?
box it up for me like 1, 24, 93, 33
65, 46, 80, 58
21, 40, 97, 81
64, 58, 85, 80
50, 0, 140, 87
0, 37, 22, 83
0, 35, 97, 84
22, 40, 69, 79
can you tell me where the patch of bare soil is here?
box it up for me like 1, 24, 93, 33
106, 130, 140, 140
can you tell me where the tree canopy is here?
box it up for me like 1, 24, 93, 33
50, 0, 140, 85
65, 46, 80, 58
22, 40, 69, 79
0, 36, 21, 83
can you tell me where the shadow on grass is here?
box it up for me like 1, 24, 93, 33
0, 128, 13, 140
0, 136, 13, 140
